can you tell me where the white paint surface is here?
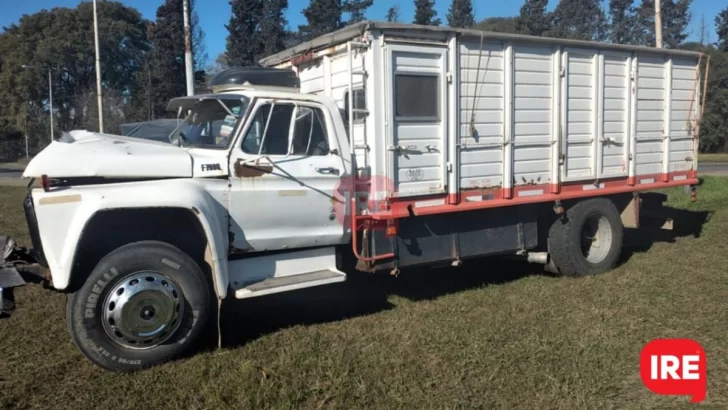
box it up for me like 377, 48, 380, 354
23, 130, 193, 178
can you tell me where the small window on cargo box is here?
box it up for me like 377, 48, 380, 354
394, 74, 439, 120
344, 89, 367, 123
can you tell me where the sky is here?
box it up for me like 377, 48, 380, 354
1, 0, 724, 67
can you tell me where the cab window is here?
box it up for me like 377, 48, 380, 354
242, 102, 330, 156
170, 98, 247, 148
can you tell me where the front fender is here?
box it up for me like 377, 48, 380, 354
30, 179, 230, 298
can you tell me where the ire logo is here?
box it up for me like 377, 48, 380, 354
640, 339, 707, 403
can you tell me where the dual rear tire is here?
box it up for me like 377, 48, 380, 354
547, 197, 624, 276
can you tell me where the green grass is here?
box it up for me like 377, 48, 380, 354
2, 179, 728, 409
699, 153, 728, 163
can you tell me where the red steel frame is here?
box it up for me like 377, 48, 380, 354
349, 169, 699, 262
372, 170, 698, 220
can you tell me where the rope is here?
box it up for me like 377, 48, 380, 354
697, 55, 711, 138
469, 32, 485, 138
686, 54, 703, 136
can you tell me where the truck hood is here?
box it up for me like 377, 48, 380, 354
23, 130, 193, 179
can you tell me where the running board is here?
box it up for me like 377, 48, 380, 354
228, 246, 347, 299
234, 269, 346, 299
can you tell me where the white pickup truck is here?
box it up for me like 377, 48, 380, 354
1, 22, 704, 371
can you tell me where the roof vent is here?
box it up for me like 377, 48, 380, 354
208, 67, 300, 93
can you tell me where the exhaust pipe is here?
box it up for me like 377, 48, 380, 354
526, 252, 549, 265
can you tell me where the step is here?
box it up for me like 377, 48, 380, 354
234, 269, 346, 299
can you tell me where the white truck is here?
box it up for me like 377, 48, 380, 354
1, 22, 705, 371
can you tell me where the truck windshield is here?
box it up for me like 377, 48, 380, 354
169, 97, 250, 149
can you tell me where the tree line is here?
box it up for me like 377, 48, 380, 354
0, 0, 207, 156
0, 0, 727, 156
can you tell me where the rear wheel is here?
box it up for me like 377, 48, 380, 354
547, 197, 623, 276
66, 241, 211, 372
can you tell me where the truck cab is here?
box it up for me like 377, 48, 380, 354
16, 68, 356, 371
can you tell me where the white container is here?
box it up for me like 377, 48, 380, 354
261, 22, 703, 207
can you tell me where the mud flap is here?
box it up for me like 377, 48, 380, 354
639, 193, 674, 230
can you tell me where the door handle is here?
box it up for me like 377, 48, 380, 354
315, 167, 340, 175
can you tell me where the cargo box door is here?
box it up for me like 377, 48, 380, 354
598, 51, 631, 179
562, 48, 598, 181
385, 44, 448, 198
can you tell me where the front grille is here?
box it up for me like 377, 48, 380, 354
23, 193, 48, 268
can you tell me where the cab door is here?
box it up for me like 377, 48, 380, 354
227, 98, 348, 252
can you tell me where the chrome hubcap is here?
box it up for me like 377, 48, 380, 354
102, 272, 183, 349
580, 214, 613, 264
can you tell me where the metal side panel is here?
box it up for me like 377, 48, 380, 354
634, 54, 667, 177
458, 39, 505, 191
395, 204, 539, 268
562, 48, 598, 181
512, 44, 554, 186
599, 51, 631, 178
668, 56, 700, 175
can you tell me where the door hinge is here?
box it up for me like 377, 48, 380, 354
560, 67, 565, 77
446, 72, 453, 84
447, 162, 453, 172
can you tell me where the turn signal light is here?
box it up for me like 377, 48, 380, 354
385, 220, 397, 237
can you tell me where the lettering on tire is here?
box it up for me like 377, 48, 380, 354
85, 267, 119, 319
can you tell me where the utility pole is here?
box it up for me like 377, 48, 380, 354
655, 0, 663, 48
93, 0, 104, 132
21, 64, 54, 142
48, 68, 54, 141
183, 0, 194, 96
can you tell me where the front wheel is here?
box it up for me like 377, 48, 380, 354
66, 241, 211, 372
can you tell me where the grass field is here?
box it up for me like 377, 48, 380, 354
2, 179, 728, 409
699, 153, 728, 163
